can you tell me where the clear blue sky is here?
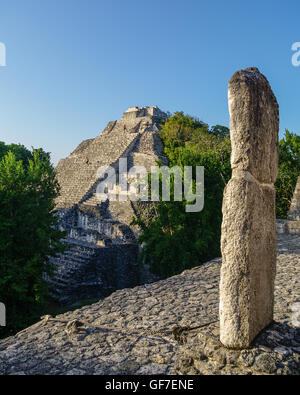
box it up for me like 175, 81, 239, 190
0, 0, 299, 165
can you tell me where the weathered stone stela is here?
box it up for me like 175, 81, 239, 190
220, 67, 279, 349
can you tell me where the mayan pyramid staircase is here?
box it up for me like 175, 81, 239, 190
46, 107, 166, 303
45, 238, 102, 305
54, 106, 167, 244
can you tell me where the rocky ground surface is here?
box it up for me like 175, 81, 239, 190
0, 233, 299, 375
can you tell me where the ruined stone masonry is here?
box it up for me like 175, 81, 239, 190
0, 233, 299, 375
55, 105, 167, 242
289, 176, 300, 221
277, 176, 300, 235
49, 106, 167, 303
219, 68, 279, 349
1, 75, 300, 375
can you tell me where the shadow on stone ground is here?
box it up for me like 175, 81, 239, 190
0, 234, 299, 375
172, 321, 300, 375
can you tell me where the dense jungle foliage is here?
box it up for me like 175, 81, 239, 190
0, 143, 66, 338
133, 113, 300, 278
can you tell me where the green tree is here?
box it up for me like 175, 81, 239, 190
133, 113, 231, 278
134, 113, 299, 278
0, 141, 33, 164
0, 149, 65, 336
276, 130, 300, 218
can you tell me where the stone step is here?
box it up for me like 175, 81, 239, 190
63, 238, 100, 251
45, 237, 100, 299
49, 263, 83, 274
286, 220, 300, 234
51, 251, 91, 261
277, 219, 300, 234
55, 126, 141, 208
62, 252, 91, 262
49, 257, 90, 269
47, 277, 71, 288
81, 196, 100, 206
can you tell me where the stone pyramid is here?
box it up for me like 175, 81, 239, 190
46, 106, 166, 303
55, 106, 167, 245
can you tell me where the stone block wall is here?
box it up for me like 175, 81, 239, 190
288, 176, 300, 221
47, 106, 167, 304
46, 238, 151, 305
277, 176, 300, 235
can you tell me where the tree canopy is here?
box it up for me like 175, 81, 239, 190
133, 112, 231, 278
275, 130, 300, 218
133, 112, 299, 278
0, 143, 65, 337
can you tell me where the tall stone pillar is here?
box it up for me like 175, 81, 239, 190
219, 67, 279, 349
